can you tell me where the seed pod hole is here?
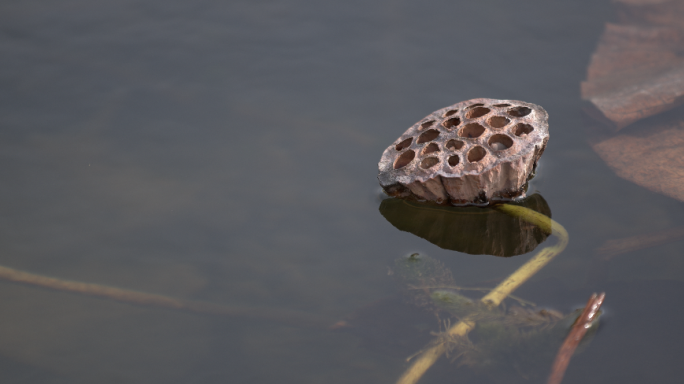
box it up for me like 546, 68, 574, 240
513, 123, 534, 136
448, 155, 460, 167
417, 129, 440, 143
467, 146, 487, 163
446, 139, 465, 151
466, 107, 491, 119
442, 117, 461, 130
508, 106, 532, 117
420, 157, 440, 169
419, 120, 435, 130
459, 123, 486, 138
488, 134, 514, 151
443, 109, 458, 117
493, 103, 511, 107
395, 137, 413, 151
421, 142, 440, 155
466, 103, 484, 110
487, 116, 510, 128
393, 150, 415, 169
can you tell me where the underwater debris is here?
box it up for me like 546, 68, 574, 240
378, 99, 549, 205
394, 254, 594, 379
394, 253, 459, 311
394, 254, 563, 323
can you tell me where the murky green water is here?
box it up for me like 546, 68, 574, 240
1, 1, 684, 383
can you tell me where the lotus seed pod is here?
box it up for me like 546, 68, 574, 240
378, 98, 549, 205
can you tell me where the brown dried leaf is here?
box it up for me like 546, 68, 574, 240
586, 0, 684, 197
584, 24, 684, 82
590, 108, 684, 202
582, 23, 684, 131
582, 0, 684, 131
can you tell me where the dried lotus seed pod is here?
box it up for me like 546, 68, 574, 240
377, 98, 549, 205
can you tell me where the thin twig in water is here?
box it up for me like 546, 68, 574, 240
0, 264, 330, 328
547, 292, 605, 384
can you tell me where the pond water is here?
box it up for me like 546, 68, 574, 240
2, 1, 684, 383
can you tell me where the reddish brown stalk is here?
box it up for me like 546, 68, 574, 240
547, 292, 605, 384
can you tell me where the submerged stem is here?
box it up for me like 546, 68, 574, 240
396, 204, 569, 384
0, 264, 330, 328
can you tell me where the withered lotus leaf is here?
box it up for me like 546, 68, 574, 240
590, 109, 684, 202
582, 24, 684, 131
582, 0, 684, 131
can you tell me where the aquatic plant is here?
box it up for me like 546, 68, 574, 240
396, 203, 572, 384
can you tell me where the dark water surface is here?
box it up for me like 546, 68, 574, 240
2, 1, 684, 383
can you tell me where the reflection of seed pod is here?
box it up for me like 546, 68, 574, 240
378, 98, 549, 205
379, 194, 552, 257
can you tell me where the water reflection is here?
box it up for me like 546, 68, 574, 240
379, 194, 551, 257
